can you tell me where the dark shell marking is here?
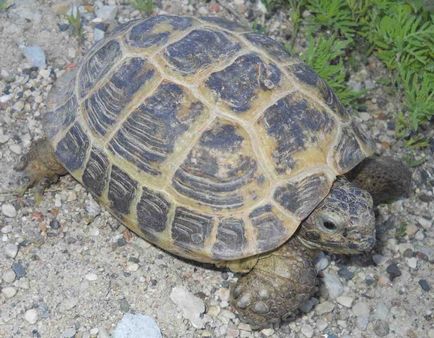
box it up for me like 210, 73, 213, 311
212, 218, 246, 259
108, 165, 138, 215
137, 187, 171, 237
45, 96, 77, 138
334, 127, 365, 174
164, 29, 241, 74
171, 207, 213, 251
172, 120, 263, 209
205, 53, 281, 113
108, 82, 205, 176
55, 123, 89, 171
249, 205, 288, 252
79, 40, 122, 98
200, 16, 248, 32
127, 15, 193, 49
258, 93, 335, 174
82, 147, 110, 197
243, 33, 291, 62
84, 57, 157, 136
274, 173, 331, 219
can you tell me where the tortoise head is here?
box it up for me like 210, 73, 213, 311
298, 177, 375, 254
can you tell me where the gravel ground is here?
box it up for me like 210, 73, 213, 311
0, 1, 433, 337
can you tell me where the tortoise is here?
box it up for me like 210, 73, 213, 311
13, 15, 411, 328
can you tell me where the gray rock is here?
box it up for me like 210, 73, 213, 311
373, 320, 389, 336
5, 243, 19, 258
113, 313, 162, 338
315, 301, 335, 315
11, 261, 26, 279
94, 28, 105, 42
386, 263, 401, 281
22, 46, 46, 68
95, 5, 118, 21
352, 301, 370, 317
373, 302, 389, 320
301, 324, 314, 337
418, 279, 430, 291
336, 296, 354, 308
299, 297, 319, 313
314, 253, 330, 272
2, 203, 17, 218
406, 257, 418, 269
170, 286, 205, 328
321, 272, 344, 299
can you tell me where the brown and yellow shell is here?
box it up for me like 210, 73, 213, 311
44, 15, 373, 263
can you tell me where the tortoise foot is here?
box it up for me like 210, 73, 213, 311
230, 240, 317, 329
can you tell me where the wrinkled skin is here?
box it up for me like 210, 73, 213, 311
231, 158, 411, 328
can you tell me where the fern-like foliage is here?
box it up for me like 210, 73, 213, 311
301, 35, 361, 105
305, 0, 357, 38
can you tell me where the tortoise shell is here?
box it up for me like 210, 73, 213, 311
44, 15, 373, 263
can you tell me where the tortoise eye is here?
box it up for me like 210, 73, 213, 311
323, 221, 337, 231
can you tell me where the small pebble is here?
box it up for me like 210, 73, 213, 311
3, 269, 16, 283
321, 272, 344, 299
260, 328, 274, 336
2, 203, 17, 218
406, 257, 418, 269
2, 286, 17, 298
418, 279, 430, 291
301, 324, 314, 337
85, 273, 98, 281
112, 313, 162, 338
336, 296, 354, 308
62, 327, 76, 338
49, 219, 61, 230
373, 319, 389, 336
24, 309, 39, 324
0, 133, 10, 144
5, 243, 19, 258
352, 301, 370, 317
94, 28, 105, 41
315, 301, 335, 315
22, 46, 46, 68
96, 5, 118, 21
170, 286, 205, 328
127, 262, 139, 272
11, 261, 26, 279
386, 263, 401, 281
9, 144, 22, 154
337, 266, 354, 280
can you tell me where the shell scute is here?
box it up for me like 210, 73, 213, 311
55, 123, 89, 172
257, 92, 336, 176
203, 53, 282, 114
164, 29, 241, 75
84, 57, 159, 136
108, 81, 208, 177
137, 187, 171, 237
108, 165, 138, 215
212, 217, 246, 259
82, 146, 110, 197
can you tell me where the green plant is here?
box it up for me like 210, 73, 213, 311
0, 0, 11, 10
130, 0, 154, 15
305, 0, 357, 38
299, 34, 362, 106
66, 10, 83, 41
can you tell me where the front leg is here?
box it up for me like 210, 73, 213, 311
346, 156, 412, 205
230, 238, 317, 329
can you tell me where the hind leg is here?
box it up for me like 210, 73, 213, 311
230, 239, 317, 329
12, 137, 66, 197
346, 156, 412, 206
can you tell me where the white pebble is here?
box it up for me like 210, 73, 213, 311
127, 262, 139, 272
9, 144, 22, 155
85, 272, 98, 281
2, 203, 17, 218
5, 243, 19, 258
0, 133, 10, 144
3, 269, 16, 283
260, 328, 274, 336
301, 324, 314, 337
113, 313, 161, 338
2, 286, 17, 298
170, 286, 205, 328
406, 257, 418, 269
24, 309, 39, 324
